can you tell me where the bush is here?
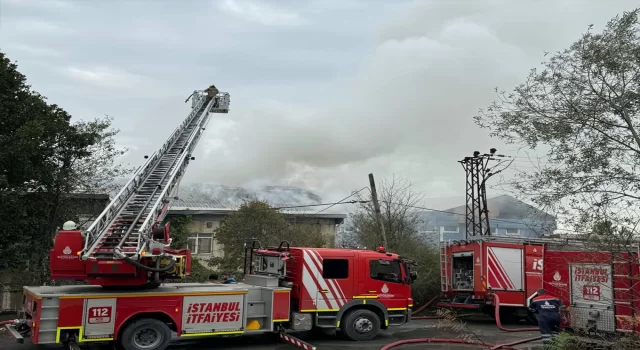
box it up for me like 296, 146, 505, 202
394, 242, 441, 307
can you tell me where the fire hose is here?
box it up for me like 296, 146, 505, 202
380, 336, 542, 350
0, 320, 14, 326
491, 293, 539, 332
381, 294, 542, 349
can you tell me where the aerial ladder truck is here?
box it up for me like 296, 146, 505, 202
49, 86, 230, 288
5, 86, 415, 350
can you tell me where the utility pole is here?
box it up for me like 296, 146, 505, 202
459, 148, 512, 239
368, 173, 388, 248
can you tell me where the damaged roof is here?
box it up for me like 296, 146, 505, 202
169, 183, 346, 218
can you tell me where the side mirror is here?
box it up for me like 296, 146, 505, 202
410, 271, 418, 281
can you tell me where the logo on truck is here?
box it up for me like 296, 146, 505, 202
570, 264, 611, 306
378, 284, 394, 299
185, 301, 241, 324
57, 246, 78, 260
574, 266, 609, 283
548, 271, 567, 288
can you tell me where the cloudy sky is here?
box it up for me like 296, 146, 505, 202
1, 0, 637, 203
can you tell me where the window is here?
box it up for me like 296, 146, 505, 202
441, 226, 459, 233
505, 228, 521, 236
322, 259, 349, 279
206, 221, 213, 229
369, 259, 402, 283
187, 233, 213, 254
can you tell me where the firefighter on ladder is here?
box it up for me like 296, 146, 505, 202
528, 288, 563, 345
205, 84, 219, 108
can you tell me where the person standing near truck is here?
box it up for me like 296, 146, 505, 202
528, 288, 563, 345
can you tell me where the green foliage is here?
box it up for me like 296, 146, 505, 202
401, 243, 441, 307
166, 215, 193, 250
210, 201, 325, 272
349, 176, 440, 304
0, 50, 131, 284
474, 9, 640, 233
178, 259, 215, 284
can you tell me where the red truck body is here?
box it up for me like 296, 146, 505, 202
439, 236, 640, 332
8, 245, 415, 350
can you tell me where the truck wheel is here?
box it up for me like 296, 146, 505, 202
342, 309, 380, 341
120, 318, 171, 350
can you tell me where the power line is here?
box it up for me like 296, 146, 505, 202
272, 200, 369, 211
315, 187, 369, 214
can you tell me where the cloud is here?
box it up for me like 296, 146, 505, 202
62, 66, 147, 89
218, 0, 305, 26
3, 0, 73, 8
5, 0, 639, 205
5, 18, 71, 34
2, 43, 63, 58
183, 0, 639, 202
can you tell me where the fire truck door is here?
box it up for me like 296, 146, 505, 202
83, 298, 117, 339
366, 258, 404, 302
486, 247, 524, 291
302, 251, 346, 311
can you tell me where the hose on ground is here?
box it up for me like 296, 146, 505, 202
491, 293, 539, 332
489, 336, 542, 349
411, 295, 440, 315
410, 295, 475, 320
380, 337, 540, 350
410, 295, 442, 319
0, 320, 15, 326
381, 294, 542, 349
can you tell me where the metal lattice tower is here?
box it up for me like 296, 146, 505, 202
459, 149, 512, 239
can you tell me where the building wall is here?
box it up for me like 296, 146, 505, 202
184, 215, 226, 264
418, 211, 556, 243
180, 214, 340, 264
336, 208, 556, 248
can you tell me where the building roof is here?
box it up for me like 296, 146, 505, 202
445, 194, 556, 221
168, 183, 347, 219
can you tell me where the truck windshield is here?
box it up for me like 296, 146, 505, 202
370, 259, 402, 283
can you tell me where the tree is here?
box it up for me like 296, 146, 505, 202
350, 176, 440, 304
351, 175, 425, 251
165, 215, 193, 251
475, 9, 640, 234
210, 201, 325, 272
67, 116, 134, 194
0, 51, 131, 283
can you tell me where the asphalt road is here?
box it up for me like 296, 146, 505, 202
1, 316, 546, 350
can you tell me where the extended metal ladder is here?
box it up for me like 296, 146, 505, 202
81, 89, 231, 261
440, 240, 450, 292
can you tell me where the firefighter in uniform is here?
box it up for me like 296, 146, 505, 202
205, 84, 220, 108
528, 288, 563, 345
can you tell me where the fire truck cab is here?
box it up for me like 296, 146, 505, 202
7, 243, 416, 350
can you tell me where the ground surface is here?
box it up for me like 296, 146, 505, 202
1, 315, 547, 350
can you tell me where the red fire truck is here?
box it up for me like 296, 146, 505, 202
438, 236, 640, 333
4, 88, 416, 350
8, 242, 416, 350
